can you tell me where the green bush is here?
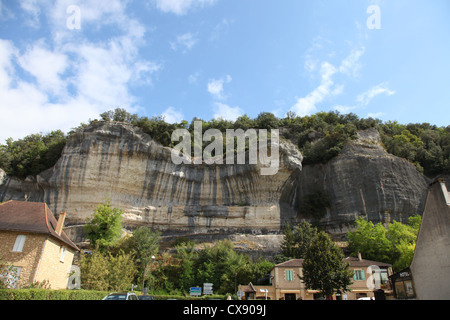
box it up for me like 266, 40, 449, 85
0, 289, 228, 300
0, 289, 108, 300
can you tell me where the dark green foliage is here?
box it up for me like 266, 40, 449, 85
1, 108, 449, 178
148, 240, 274, 295
379, 121, 450, 175
278, 221, 318, 261
301, 231, 353, 297
0, 289, 109, 300
0, 130, 66, 177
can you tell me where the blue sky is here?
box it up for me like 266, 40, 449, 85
1, 0, 449, 142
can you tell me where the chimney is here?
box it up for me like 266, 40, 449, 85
358, 252, 362, 261
55, 212, 66, 236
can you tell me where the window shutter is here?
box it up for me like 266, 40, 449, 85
286, 270, 293, 281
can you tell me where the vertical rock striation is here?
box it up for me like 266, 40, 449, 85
295, 128, 428, 236
1, 122, 303, 236
0, 124, 429, 242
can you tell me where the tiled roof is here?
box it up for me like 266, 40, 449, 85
274, 259, 305, 268
0, 200, 79, 251
344, 256, 391, 267
243, 282, 257, 293
274, 257, 390, 269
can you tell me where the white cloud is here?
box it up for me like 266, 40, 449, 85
212, 102, 243, 121
333, 105, 357, 114
154, 0, 217, 15
18, 40, 68, 96
207, 75, 232, 99
188, 72, 200, 84
367, 112, 384, 118
170, 32, 198, 52
209, 18, 232, 41
290, 46, 365, 117
162, 106, 184, 123
332, 82, 396, 115
0, 1, 160, 142
290, 62, 338, 116
356, 82, 396, 106
339, 46, 365, 78
19, 0, 41, 28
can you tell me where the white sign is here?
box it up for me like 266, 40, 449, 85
203, 283, 213, 295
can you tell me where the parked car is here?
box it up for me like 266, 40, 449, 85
357, 297, 375, 300
103, 292, 139, 300
138, 295, 156, 300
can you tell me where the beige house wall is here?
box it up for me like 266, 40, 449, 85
240, 263, 392, 300
0, 231, 46, 288
271, 266, 311, 300
34, 237, 75, 289
0, 231, 75, 289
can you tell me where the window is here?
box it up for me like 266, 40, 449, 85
353, 270, 366, 281
0, 266, 21, 288
286, 270, 294, 281
60, 247, 66, 262
12, 235, 26, 252
372, 268, 389, 285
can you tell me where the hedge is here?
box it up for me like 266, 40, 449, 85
0, 289, 108, 300
0, 289, 229, 300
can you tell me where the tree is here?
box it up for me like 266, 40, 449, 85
0, 131, 66, 177
347, 217, 394, 264
172, 242, 197, 292
279, 220, 318, 261
79, 250, 136, 291
347, 215, 422, 271
131, 227, 161, 290
301, 231, 353, 298
107, 251, 136, 292
84, 200, 123, 252
79, 251, 110, 291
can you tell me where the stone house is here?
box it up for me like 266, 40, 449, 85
0, 200, 79, 289
239, 255, 392, 300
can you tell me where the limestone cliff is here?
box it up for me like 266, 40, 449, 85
296, 128, 428, 237
0, 122, 303, 238
0, 123, 429, 242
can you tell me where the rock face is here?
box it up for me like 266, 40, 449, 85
0, 122, 303, 237
296, 128, 429, 237
0, 123, 429, 242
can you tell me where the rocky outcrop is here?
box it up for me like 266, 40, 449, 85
0, 124, 429, 243
0, 122, 303, 237
295, 128, 429, 237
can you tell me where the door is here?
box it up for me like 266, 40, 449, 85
284, 293, 296, 300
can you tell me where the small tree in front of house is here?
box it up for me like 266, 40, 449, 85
84, 199, 123, 252
301, 231, 353, 298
